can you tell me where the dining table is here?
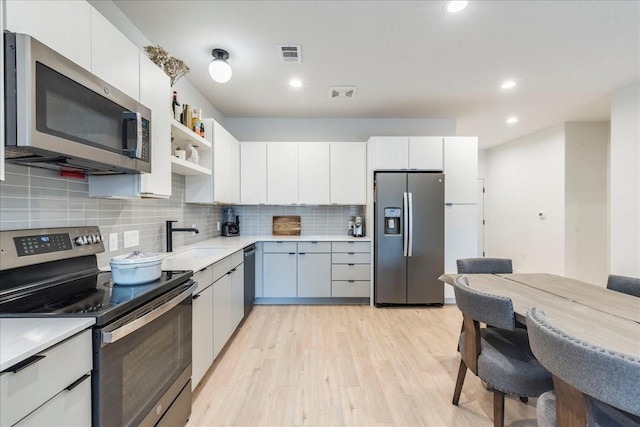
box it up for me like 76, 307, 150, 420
438, 273, 640, 357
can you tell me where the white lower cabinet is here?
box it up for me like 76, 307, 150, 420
229, 253, 245, 332
212, 273, 232, 359
192, 282, 214, 389
260, 240, 371, 301
0, 329, 92, 427
263, 252, 297, 297
297, 253, 331, 297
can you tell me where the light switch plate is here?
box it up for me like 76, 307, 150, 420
123, 230, 139, 248
216, 222, 221, 231
109, 233, 118, 252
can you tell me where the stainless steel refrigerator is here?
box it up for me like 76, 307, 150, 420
374, 172, 444, 305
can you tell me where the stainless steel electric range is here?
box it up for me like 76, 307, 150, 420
0, 227, 195, 427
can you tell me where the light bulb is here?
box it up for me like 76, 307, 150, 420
447, 1, 468, 13
501, 80, 516, 90
289, 79, 303, 88
506, 116, 518, 124
209, 59, 232, 83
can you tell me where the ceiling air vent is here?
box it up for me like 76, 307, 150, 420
330, 86, 357, 100
279, 45, 301, 63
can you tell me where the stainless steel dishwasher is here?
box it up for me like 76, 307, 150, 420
243, 244, 256, 318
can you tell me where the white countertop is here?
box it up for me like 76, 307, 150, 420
0, 318, 95, 372
160, 234, 371, 274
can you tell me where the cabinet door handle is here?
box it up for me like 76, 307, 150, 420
348, 280, 355, 283
299, 252, 306, 255
348, 252, 355, 255
66, 374, 90, 391
348, 263, 355, 266
193, 294, 201, 300
2, 354, 46, 374
289, 252, 296, 255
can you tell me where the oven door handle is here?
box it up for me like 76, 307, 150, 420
101, 283, 197, 345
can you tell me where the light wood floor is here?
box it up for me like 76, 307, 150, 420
188, 304, 538, 427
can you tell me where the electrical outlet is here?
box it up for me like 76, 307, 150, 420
216, 222, 221, 231
123, 230, 139, 248
109, 233, 118, 252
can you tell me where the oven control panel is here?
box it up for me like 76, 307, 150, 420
1, 226, 105, 270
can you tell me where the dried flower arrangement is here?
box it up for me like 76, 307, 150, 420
143, 45, 190, 86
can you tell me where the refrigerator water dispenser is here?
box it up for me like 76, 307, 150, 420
384, 208, 402, 235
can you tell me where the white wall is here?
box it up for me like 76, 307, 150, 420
610, 81, 640, 277
564, 122, 609, 284
88, 0, 224, 122
486, 125, 566, 274
224, 118, 456, 142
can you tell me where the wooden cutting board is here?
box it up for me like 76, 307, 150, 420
272, 216, 301, 236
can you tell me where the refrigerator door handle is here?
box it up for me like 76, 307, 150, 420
408, 192, 413, 257
403, 192, 409, 257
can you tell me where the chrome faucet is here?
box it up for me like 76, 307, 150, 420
166, 220, 199, 252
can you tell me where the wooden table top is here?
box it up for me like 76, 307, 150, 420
439, 273, 640, 357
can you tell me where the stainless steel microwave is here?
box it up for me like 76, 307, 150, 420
4, 32, 151, 174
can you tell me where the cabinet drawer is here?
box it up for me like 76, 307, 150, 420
230, 250, 244, 268
332, 241, 370, 253
193, 265, 214, 294
211, 257, 232, 283
331, 281, 371, 298
332, 253, 370, 264
263, 241, 298, 253
297, 241, 331, 253
332, 264, 371, 281
0, 330, 92, 427
14, 371, 91, 427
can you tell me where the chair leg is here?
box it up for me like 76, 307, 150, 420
452, 359, 467, 405
493, 390, 505, 427
456, 319, 464, 352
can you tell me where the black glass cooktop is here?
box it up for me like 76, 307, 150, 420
0, 270, 193, 326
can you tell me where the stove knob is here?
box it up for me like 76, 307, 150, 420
95, 235, 102, 243
75, 236, 87, 246
88, 235, 95, 244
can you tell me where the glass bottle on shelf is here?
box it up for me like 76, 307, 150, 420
172, 91, 181, 122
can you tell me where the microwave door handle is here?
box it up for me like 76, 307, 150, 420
122, 111, 142, 158
101, 283, 197, 345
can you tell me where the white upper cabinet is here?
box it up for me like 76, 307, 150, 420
5, 0, 92, 70
330, 142, 367, 205
298, 142, 330, 205
370, 137, 409, 170
444, 136, 478, 204
240, 142, 267, 204
370, 136, 444, 171
267, 142, 299, 205
90, 8, 139, 101
186, 119, 239, 204
88, 54, 171, 198
1, 0, 4, 181
409, 137, 443, 170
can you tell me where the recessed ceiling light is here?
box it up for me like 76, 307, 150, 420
446, 1, 468, 13
289, 78, 303, 88
501, 80, 516, 90
506, 116, 518, 124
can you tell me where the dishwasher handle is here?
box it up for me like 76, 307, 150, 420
244, 248, 256, 257
101, 282, 197, 345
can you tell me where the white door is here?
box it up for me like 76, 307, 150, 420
263, 253, 297, 297
477, 179, 485, 257
297, 253, 331, 297
299, 142, 330, 204
267, 142, 299, 204
212, 274, 231, 359
230, 266, 244, 330
444, 204, 478, 274
241, 142, 267, 204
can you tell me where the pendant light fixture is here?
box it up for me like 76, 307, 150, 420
209, 49, 232, 83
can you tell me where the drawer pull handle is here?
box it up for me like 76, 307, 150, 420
348, 263, 355, 266
311, 241, 318, 244
289, 252, 296, 255
3, 354, 46, 374
66, 374, 90, 391
348, 280, 355, 283
299, 252, 306, 255
348, 252, 355, 255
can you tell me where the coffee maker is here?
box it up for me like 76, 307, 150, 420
349, 216, 365, 237
222, 207, 239, 237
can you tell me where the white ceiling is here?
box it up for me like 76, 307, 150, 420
114, 1, 639, 148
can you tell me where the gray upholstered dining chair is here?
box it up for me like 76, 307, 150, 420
456, 257, 513, 274
526, 307, 640, 427
606, 274, 640, 297
451, 276, 553, 427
